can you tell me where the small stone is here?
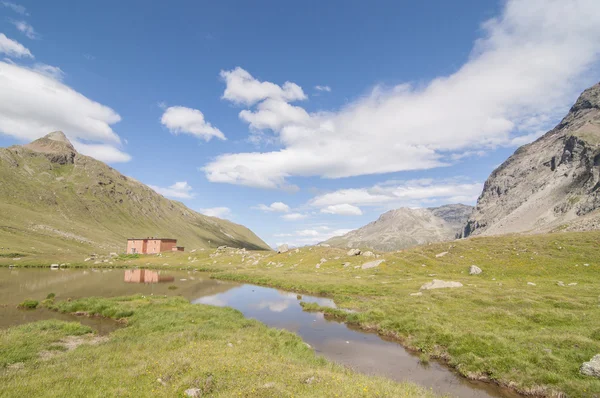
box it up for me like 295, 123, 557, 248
342, 262, 351, 267
304, 376, 316, 384
361, 251, 375, 257
315, 264, 320, 269
320, 258, 327, 263
361, 259, 385, 269
410, 292, 423, 296
557, 281, 565, 287
184, 388, 202, 397
227, 342, 233, 348
581, 354, 600, 378
527, 282, 536, 286
469, 265, 482, 275
568, 282, 577, 286
347, 249, 361, 256
420, 280, 463, 290
435, 252, 448, 258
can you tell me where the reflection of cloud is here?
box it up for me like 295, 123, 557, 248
195, 296, 227, 306
255, 299, 291, 312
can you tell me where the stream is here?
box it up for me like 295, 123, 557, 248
0, 268, 520, 398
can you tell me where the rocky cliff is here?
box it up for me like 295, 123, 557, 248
324, 204, 473, 251
463, 82, 600, 237
0, 132, 271, 254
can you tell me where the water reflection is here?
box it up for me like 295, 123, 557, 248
193, 284, 519, 398
123, 269, 174, 284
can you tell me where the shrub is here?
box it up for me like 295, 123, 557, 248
19, 300, 39, 309
46, 293, 56, 299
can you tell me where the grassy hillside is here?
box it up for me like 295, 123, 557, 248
0, 133, 270, 256
28, 231, 596, 397
0, 296, 434, 397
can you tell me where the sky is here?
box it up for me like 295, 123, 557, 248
1, 0, 600, 248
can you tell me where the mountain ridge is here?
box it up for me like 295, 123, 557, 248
0, 132, 271, 254
324, 204, 473, 251
463, 82, 600, 237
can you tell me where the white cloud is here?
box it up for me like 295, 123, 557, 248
161, 106, 225, 141
314, 85, 331, 92
321, 203, 363, 216
0, 61, 130, 163
310, 178, 483, 209
204, 0, 600, 189
199, 207, 232, 218
1, 2, 27, 15
255, 201, 290, 213
220, 67, 306, 106
11, 20, 38, 39
149, 181, 194, 199
276, 227, 354, 247
32, 64, 64, 80
281, 212, 307, 221
0, 33, 32, 58
73, 141, 131, 163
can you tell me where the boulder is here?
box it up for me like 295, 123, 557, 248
361, 259, 385, 269
361, 251, 375, 257
581, 355, 600, 378
184, 388, 202, 397
435, 252, 448, 258
277, 244, 289, 254
469, 265, 482, 275
347, 249, 361, 256
420, 279, 463, 290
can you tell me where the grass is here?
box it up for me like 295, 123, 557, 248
0, 295, 434, 397
2, 231, 600, 396
18, 300, 39, 309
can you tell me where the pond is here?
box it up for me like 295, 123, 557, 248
0, 268, 519, 398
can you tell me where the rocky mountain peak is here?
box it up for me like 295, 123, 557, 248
463, 82, 600, 237
24, 131, 77, 164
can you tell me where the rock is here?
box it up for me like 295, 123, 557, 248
420, 280, 463, 290
184, 388, 202, 397
109, 252, 118, 257
568, 282, 578, 286
84, 258, 91, 262
463, 83, 600, 237
361, 259, 385, 269
435, 252, 448, 258
50, 264, 59, 269
190, 249, 197, 253
361, 251, 375, 257
342, 262, 351, 267
557, 281, 565, 287
581, 355, 600, 378
304, 376, 316, 384
227, 342, 233, 348
277, 244, 289, 254
315, 264, 320, 269
320, 258, 327, 263
410, 292, 423, 296
295, 248, 300, 253
347, 248, 361, 256
469, 265, 482, 275
527, 282, 536, 286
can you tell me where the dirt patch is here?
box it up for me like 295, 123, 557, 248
38, 334, 108, 361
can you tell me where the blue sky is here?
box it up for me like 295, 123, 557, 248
1, 0, 600, 247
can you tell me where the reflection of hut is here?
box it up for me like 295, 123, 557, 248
124, 269, 174, 284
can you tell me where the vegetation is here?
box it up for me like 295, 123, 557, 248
0, 295, 434, 397
2, 231, 600, 396
18, 300, 39, 309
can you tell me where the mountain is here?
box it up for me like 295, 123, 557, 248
463, 82, 600, 237
0, 132, 271, 254
324, 204, 473, 252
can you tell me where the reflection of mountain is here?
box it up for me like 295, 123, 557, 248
123, 269, 174, 284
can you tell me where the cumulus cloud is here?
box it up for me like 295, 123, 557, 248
310, 178, 483, 209
255, 201, 290, 213
1, 1, 27, 15
314, 85, 331, 92
0, 61, 130, 163
276, 226, 354, 247
204, 0, 600, 189
320, 204, 363, 216
199, 207, 232, 218
11, 20, 38, 39
32, 64, 64, 80
281, 213, 307, 221
0, 33, 32, 58
220, 67, 306, 106
148, 181, 194, 199
161, 106, 225, 141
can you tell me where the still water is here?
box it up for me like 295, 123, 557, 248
0, 268, 519, 398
